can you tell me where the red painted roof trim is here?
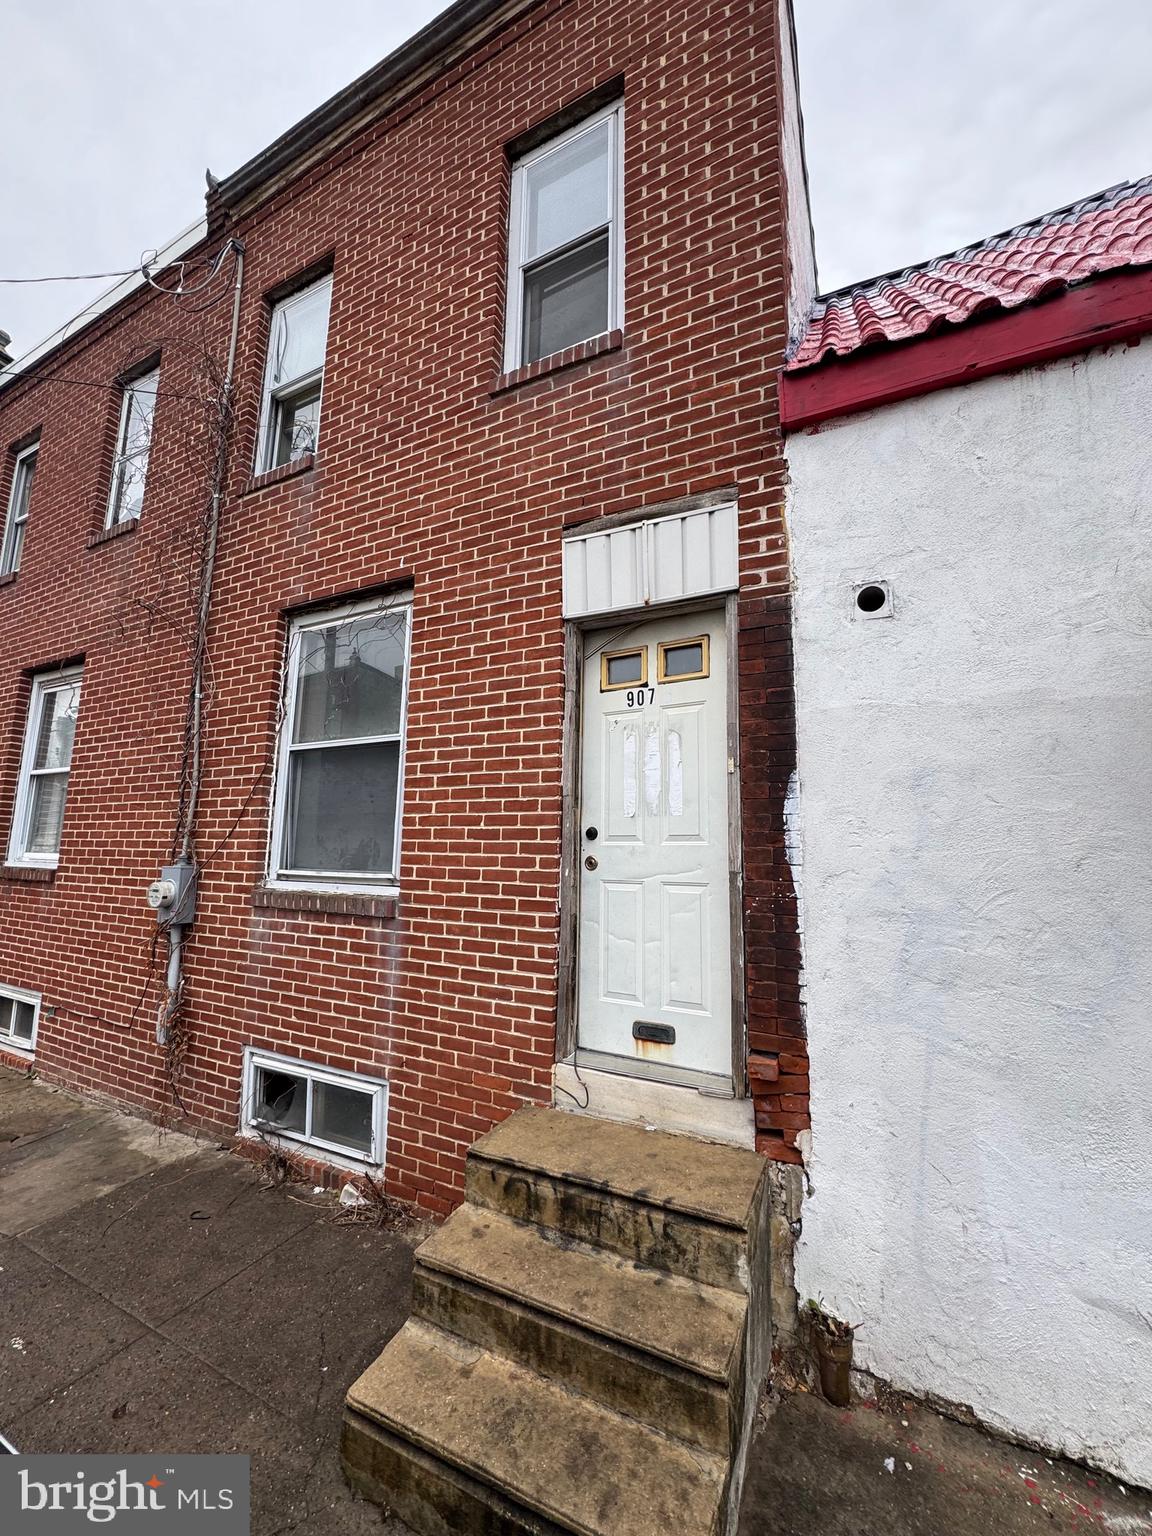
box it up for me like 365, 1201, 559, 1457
780, 266, 1152, 431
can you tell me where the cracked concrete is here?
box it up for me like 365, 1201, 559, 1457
0, 1066, 414, 1534
3, 1065, 1147, 1536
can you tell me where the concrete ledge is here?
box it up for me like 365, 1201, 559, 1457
1, 865, 56, 885
341, 1406, 574, 1536
251, 885, 398, 920
553, 1062, 756, 1149
345, 1320, 726, 1536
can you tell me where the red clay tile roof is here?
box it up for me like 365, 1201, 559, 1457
788, 176, 1152, 371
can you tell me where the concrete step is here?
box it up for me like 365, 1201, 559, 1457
465, 1106, 768, 1291
413, 1203, 744, 1454
343, 1320, 728, 1536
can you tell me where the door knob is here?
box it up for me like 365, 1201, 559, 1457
585, 826, 598, 840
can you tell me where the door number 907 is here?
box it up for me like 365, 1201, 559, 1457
625, 688, 655, 708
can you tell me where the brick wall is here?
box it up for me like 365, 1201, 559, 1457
0, 0, 808, 1213
740, 590, 807, 1162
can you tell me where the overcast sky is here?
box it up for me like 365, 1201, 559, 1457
2, 0, 1151, 356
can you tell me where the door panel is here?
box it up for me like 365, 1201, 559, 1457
577, 609, 731, 1079
662, 883, 709, 1013
662, 707, 705, 842
603, 716, 643, 841
601, 883, 644, 1002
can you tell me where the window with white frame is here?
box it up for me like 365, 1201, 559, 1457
0, 983, 39, 1055
243, 1048, 387, 1163
256, 276, 332, 473
8, 668, 82, 867
106, 366, 160, 526
1, 443, 39, 576
270, 597, 410, 888
504, 102, 623, 371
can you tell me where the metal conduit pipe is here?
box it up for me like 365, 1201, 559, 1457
157, 239, 246, 1048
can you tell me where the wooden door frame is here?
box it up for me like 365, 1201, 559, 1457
555, 593, 748, 1097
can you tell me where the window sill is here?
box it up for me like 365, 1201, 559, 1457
0, 1042, 34, 1068
251, 885, 398, 920
1, 865, 56, 885
242, 453, 315, 497
0, 572, 16, 590
491, 329, 623, 395
88, 517, 139, 549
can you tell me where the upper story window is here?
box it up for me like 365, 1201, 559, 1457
270, 597, 411, 891
1, 443, 38, 577
7, 668, 82, 868
504, 102, 623, 371
106, 366, 159, 526
256, 276, 332, 473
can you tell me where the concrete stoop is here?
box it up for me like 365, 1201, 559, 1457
341, 1106, 771, 1536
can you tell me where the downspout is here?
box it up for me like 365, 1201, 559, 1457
157, 238, 246, 1046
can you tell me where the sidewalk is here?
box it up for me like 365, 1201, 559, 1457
2, 1064, 1147, 1536
0, 1065, 414, 1534
741, 1386, 1150, 1535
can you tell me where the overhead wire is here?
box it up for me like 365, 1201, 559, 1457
0, 268, 140, 284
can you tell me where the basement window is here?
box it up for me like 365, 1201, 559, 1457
504, 102, 623, 370
242, 1048, 387, 1164
0, 984, 39, 1055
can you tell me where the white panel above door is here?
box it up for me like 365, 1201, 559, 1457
563, 503, 738, 619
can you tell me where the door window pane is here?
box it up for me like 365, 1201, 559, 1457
293, 613, 407, 743
523, 232, 610, 365
255, 1068, 307, 1133
524, 120, 611, 262
603, 649, 645, 688
285, 741, 400, 875
312, 1080, 374, 1154
659, 639, 708, 680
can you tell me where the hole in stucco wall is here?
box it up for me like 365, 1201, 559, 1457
854, 581, 892, 618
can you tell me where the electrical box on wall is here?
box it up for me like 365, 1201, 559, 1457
146, 863, 197, 923
853, 580, 894, 619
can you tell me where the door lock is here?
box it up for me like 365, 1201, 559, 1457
584, 855, 598, 871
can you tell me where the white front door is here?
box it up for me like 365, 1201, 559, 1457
576, 609, 732, 1082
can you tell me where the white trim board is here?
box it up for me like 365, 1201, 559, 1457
562, 503, 739, 619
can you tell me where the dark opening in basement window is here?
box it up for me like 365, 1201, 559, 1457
244, 1048, 386, 1164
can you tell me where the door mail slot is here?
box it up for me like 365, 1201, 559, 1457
633, 1021, 676, 1045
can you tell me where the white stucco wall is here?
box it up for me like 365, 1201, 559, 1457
778, 0, 817, 344
787, 340, 1152, 1486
